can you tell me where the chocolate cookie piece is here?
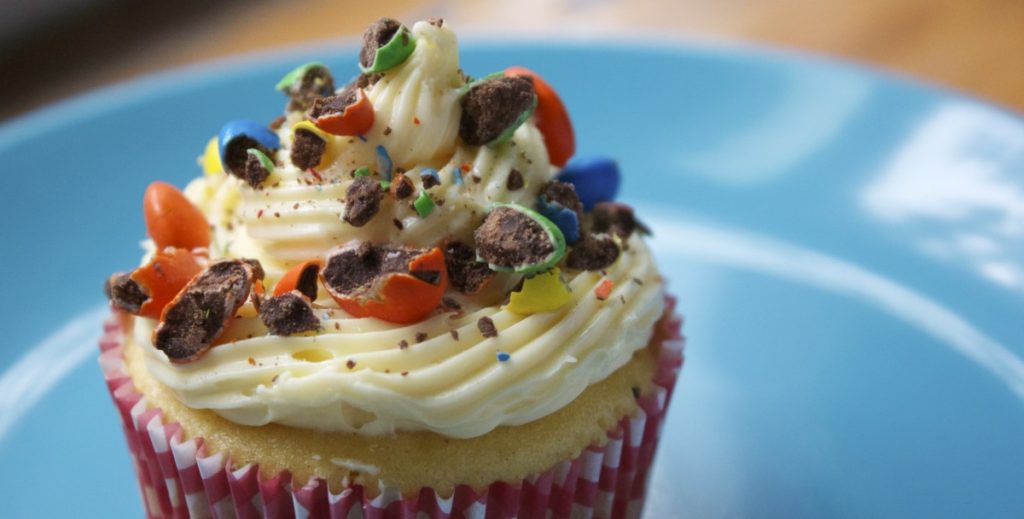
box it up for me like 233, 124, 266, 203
343, 176, 383, 227
477, 316, 498, 338
260, 291, 320, 335
543, 181, 583, 219
290, 129, 326, 170
506, 168, 524, 191
105, 273, 149, 314
284, 64, 335, 112
153, 259, 263, 363
321, 242, 424, 297
591, 202, 636, 239
459, 76, 536, 145
390, 174, 414, 199
242, 151, 271, 188
474, 205, 565, 273
566, 235, 620, 271
444, 241, 495, 294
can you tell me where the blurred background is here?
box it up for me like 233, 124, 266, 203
2, 0, 1023, 122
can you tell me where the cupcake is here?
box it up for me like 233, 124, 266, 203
100, 17, 684, 519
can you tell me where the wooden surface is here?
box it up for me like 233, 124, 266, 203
3, 0, 1023, 121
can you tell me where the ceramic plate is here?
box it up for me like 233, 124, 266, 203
1, 38, 1022, 517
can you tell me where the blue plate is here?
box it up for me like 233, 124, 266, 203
1, 39, 1022, 517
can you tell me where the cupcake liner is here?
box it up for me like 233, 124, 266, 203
100, 298, 684, 519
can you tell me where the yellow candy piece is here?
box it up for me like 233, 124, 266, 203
202, 136, 222, 175
506, 268, 572, 314
292, 120, 340, 170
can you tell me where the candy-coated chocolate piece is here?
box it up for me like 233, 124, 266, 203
291, 121, 338, 170
247, 148, 275, 172
131, 248, 205, 319
218, 120, 280, 177
273, 259, 323, 300
143, 181, 211, 250
536, 196, 581, 245
459, 75, 537, 146
506, 268, 572, 314
275, 62, 329, 91
414, 191, 435, 217
320, 243, 446, 324
474, 204, 566, 274
310, 88, 375, 136
360, 19, 416, 74
555, 156, 620, 210
375, 144, 393, 180
202, 136, 221, 175
504, 67, 575, 167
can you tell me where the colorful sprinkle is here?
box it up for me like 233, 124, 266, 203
556, 156, 620, 210
506, 268, 572, 314
380, 180, 392, 190
375, 144, 393, 180
354, 166, 370, 177
497, 351, 511, 362
414, 191, 435, 217
453, 166, 464, 185
595, 278, 614, 301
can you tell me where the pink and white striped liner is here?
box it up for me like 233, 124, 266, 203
99, 300, 684, 519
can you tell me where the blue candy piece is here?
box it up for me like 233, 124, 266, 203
375, 144, 393, 181
536, 196, 581, 245
218, 120, 280, 174
555, 156, 620, 211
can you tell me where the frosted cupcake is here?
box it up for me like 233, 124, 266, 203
100, 17, 684, 519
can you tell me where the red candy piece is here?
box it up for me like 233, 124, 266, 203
131, 248, 204, 319
504, 66, 575, 167
143, 181, 211, 250
313, 88, 375, 136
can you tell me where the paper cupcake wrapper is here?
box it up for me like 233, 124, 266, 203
99, 298, 684, 519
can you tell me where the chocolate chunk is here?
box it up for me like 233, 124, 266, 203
344, 176, 383, 227
544, 181, 583, 219
421, 172, 441, 189
293, 262, 321, 301
591, 202, 636, 239
415, 332, 428, 343
360, 18, 403, 70
321, 242, 423, 297
441, 296, 462, 311
308, 83, 359, 120
474, 206, 554, 270
105, 272, 149, 314
224, 136, 268, 178
153, 259, 263, 363
290, 129, 326, 170
477, 316, 498, 338
391, 174, 414, 199
286, 65, 335, 112
506, 168, 524, 191
354, 72, 382, 89
460, 76, 535, 145
444, 241, 495, 294
260, 291, 320, 335
566, 235, 620, 270
242, 153, 271, 188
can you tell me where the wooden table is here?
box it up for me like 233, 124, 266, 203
3, 0, 1023, 121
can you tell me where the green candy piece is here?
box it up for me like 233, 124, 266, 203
275, 62, 327, 92
380, 180, 392, 190
361, 26, 416, 74
246, 148, 275, 172
488, 94, 537, 147
354, 166, 371, 177
477, 203, 566, 274
413, 191, 435, 217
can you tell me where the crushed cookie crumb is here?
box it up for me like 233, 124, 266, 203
399, 340, 408, 350
346, 359, 356, 369
477, 316, 498, 338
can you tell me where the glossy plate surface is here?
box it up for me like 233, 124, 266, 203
1, 39, 1022, 517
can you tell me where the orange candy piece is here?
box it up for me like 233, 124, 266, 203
143, 181, 211, 250
131, 248, 203, 319
274, 259, 324, 298
325, 247, 447, 324
313, 88, 375, 136
505, 66, 575, 167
